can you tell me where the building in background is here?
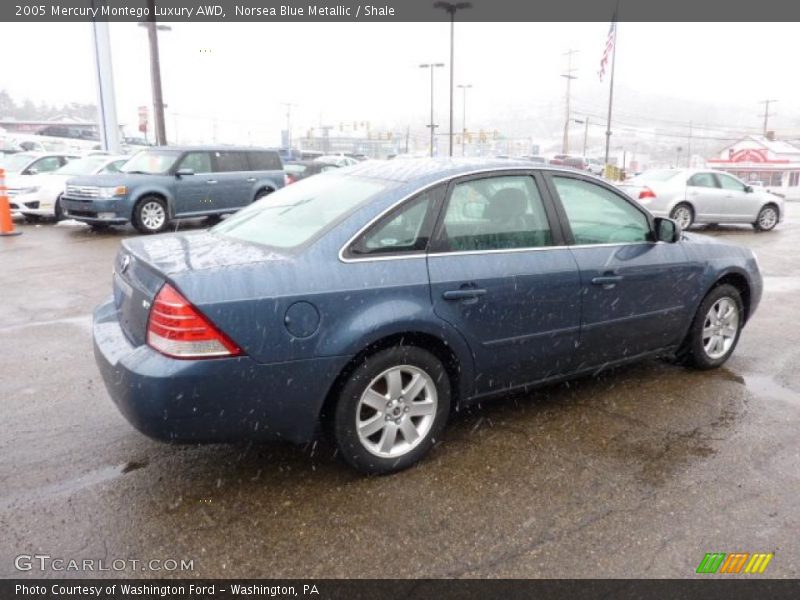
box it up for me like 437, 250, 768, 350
708, 133, 800, 200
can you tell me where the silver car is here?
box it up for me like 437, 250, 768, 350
619, 169, 784, 231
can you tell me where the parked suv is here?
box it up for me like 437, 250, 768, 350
60, 146, 285, 233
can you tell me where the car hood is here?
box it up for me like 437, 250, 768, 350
122, 230, 291, 276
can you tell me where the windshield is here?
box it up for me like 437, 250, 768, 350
632, 169, 680, 182
0, 152, 35, 173
55, 155, 111, 176
120, 150, 180, 174
213, 174, 393, 248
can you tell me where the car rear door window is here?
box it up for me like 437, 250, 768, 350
248, 151, 282, 171
178, 152, 212, 174
213, 150, 249, 173
435, 175, 553, 252
552, 176, 650, 245
688, 173, 719, 188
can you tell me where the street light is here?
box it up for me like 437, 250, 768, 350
434, 1, 472, 157
420, 63, 445, 157
137, 0, 171, 146
572, 117, 589, 157
457, 84, 472, 156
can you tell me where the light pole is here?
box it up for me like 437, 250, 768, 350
457, 83, 472, 156
138, 0, 171, 146
434, 1, 472, 157
572, 117, 589, 157
420, 63, 444, 157
281, 102, 297, 149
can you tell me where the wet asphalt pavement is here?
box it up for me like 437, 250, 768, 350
1, 207, 799, 579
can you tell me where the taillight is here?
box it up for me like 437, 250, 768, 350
147, 283, 243, 360
638, 187, 657, 200
285, 174, 296, 185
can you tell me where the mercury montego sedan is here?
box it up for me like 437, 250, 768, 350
94, 159, 762, 474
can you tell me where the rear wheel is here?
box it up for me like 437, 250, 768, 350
254, 188, 272, 202
133, 196, 169, 234
670, 203, 694, 230
681, 284, 744, 370
753, 204, 778, 232
330, 346, 451, 475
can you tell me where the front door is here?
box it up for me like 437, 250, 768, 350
427, 173, 581, 395
173, 151, 215, 215
715, 172, 760, 222
547, 173, 701, 369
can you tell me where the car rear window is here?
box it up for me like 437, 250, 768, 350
212, 174, 393, 249
248, 151, 283, 171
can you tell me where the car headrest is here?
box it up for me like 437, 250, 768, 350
483, 188, 527, 221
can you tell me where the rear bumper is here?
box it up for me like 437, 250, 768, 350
93, 298, 350, 444
61, 196, 131, 225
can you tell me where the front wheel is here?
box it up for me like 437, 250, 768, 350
54, 195, 64, 222
753, 204, 778, 232
331, 346, 451, 475
670, 203, 694, 230
681, 284, 744, 370
133, 196, 169, 234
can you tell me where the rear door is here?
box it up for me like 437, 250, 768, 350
686, 171, 725, 220
427, 172, 581, 394
173, 151, 215, 215
545, 173, 699, 367
211, 150, 252, 210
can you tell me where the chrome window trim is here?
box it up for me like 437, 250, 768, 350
338, 166, 662, 264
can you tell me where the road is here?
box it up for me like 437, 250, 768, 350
2, 208, 799, 578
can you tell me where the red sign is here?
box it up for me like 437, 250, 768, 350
728, 148, 768, 163
138, 106, 148, 134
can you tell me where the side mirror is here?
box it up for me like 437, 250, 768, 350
744, 185, 753, 193
175, 168, 195, 177
654, 217, 681, 243
24, 168, 38, 176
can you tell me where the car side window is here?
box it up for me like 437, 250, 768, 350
552, 176, 650, 245
350, 185, 444, 256
178, 152, 212, 174
688, 173, 718, 188
213, 151, 249, 172
717, 173, 747, 192
31, 157, 62, 173
435, 175, 552, 252
248, 151, 282, 171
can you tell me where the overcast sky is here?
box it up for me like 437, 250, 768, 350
1, 22, 798, 146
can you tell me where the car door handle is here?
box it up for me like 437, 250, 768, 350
206, 179, 218, 184
442, 288, 487, 301
245, 177, 256, 183
591, 275, 623, 286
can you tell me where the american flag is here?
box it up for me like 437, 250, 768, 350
598, 17, 617, 82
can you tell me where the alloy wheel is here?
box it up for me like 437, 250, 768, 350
140, 201, 166, 231
702, 297, 740, 359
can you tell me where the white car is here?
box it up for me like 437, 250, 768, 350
618, 168, 784, 231
1, 152, 79, 215
313, 154, 360, 167
17, 154, 129, 221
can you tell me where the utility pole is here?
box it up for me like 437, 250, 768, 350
139, 0, 170, 146
420, 63, 444, 157
759, 99, 777, 136
457, 83, 472, 156
582, 117, 589, 157
687, 120, 693, 168
561, 49, 579, 154
281, 102, 297, 149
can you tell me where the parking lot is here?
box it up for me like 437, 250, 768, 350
2, 206, 799, 579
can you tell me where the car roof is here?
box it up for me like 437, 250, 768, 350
338, 157, 580, 184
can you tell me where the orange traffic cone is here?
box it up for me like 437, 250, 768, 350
0, 167, 22, 237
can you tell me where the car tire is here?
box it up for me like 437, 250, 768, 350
254, 188, 272, 202
133, 196, 169, 234
330, 346, 451, 475
753, 204, 779, 232
89, 223, 110, 232
681, 284, 744, 370
670, 203, 694, 230
54, 195, 64, 222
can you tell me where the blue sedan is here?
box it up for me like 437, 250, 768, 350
94, 159, 762, 474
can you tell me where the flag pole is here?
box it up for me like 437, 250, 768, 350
603, 19, 617, 171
